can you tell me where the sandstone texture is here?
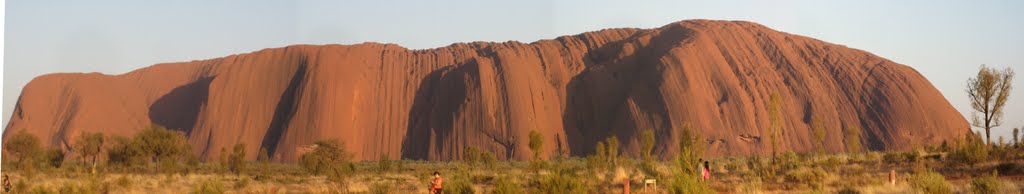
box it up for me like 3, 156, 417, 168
3, 20, 969, 162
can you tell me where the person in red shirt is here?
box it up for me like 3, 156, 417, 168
702, 161, 711, 181
429, 171, 443, 194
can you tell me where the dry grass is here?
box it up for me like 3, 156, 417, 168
3, 149, 1024, 193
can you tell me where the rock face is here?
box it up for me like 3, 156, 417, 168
3, 20, 969, 162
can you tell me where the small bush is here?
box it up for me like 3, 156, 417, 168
299, 139, 353, 175
950, 133, 989, 166
676, 124, 704, 176
228, 143, 246, 174
39, 148, 66, 169
107, 136, 143, 167
883, 152, 904, 165
528, 130, 544, 160
135, 125, 192, 166
903, 149, 921, 164
529, 160, 549, 173
30, 185, 55, 194
233, 178, 250, 189
115, 176, 133, 188
107, 125, 193, 171
193, 179, 225, 194
722, 158, 743, 173
369, 182, 393, 194
533, 172, 587, 194
735, 175, 762, 194
970, 171, 1001, 194
907, 170, 951, 194
779, 151, 799, 170
444, 178, 475, 194
481, 151, 498, 169
666, 174, 713, 194
783, 167, 827, 189
863, 151, 883, 165
637, 160, 660, 178
14, 180, 29, 194
57, 182, 101, 194
462, 147, 481, 166
820, 155, 844, 171
377, 154, 394, 172
837, 184, 860, 194
4, 130, 41, 168
74, 131, 105, 166
493, 177, 523, 194
995, 162, 1023, 175
747, 156, 776, 182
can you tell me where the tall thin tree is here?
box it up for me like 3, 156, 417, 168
966, 65, 1014, 145
812, 116, 826, 154
1013, 127, 1019, 147
768, 92, 782, 160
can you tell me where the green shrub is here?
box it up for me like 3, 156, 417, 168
722, 158, 742, 173
903, 149, 921, 164
39, 148, 66, 169
640, 129, 656, 161
970, 171, 1001, 194
462, 147, 481, 166
676, 124, 704, 176
907, 170, 951, 194
747, 156, 776, 182
107, 136, 144, 167
837, 184, 860, 194
14, 180, 30, 194
369, 182, 393, 194
298, 139, 355, 192
735, 175, 762, 194
299, 139, 353, 175
57, 182, 101, 194
481, 151, 498, 169
135, 125, 191, 165
529, 130, 544, 160
637, 160, 661, 178
817, 155, 844, 171
845, 125, 863, 153
863, 151, 883, 165
529, 160, 550, 173
444, 177, 475, 194
606, 136, 622, 167
74, 132, 105, 166
233, 177, 249, 189
779, 151, 799, 170
666, 174, 713, 194
783, 167, 827, 189
115, 176, 132, 188
30, 185, 55, 194
493, 177, 523, 194
4, 130, 41, 168
950, 133, 989, 166
377, 154, 394, 172
883, 152, 904, 165
995, 162, 1023, 175
228, 143, 246, 174
533, 172, 587, 194
192, 178, 225, 194
106, 125, 192, 171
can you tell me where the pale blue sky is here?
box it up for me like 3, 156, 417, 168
4, 1, 1024, 140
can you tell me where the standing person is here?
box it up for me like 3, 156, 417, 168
702, 161, 711, 181
3, 174, 10, 193
697, 158, 705, 181
429, 171, 443, 194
